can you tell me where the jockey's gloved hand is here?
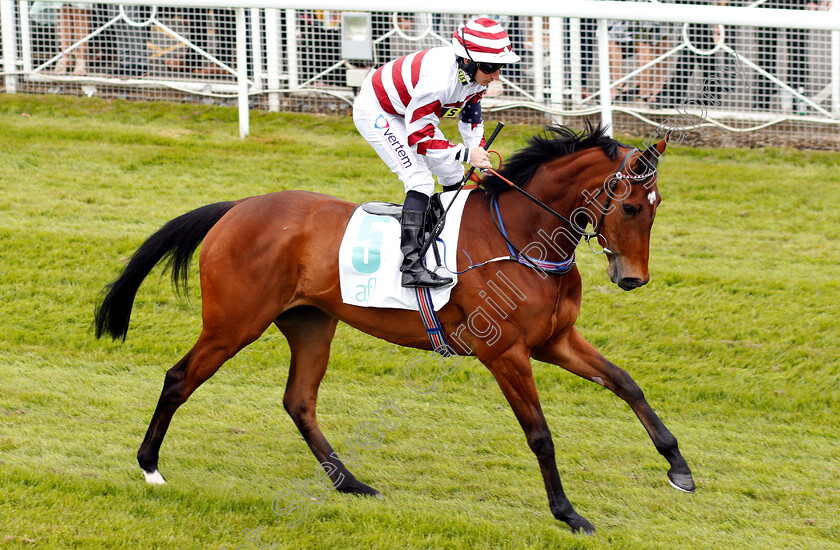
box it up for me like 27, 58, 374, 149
467, 147, 492, 170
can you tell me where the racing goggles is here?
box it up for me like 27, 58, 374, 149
476, 62, 504, 74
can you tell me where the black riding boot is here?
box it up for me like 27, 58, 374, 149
399, 207, 453, 288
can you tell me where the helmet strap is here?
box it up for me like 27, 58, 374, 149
457, 56, 477, 83
457, 25, 478, 82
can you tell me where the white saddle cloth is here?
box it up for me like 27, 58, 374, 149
338, 190, 470, 311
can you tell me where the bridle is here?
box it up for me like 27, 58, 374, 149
583, 147, 659, 255
487, 147, 658, 265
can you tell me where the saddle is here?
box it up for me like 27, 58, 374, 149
361, 192, 445, 225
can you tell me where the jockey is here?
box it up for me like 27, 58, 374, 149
353, 17, 520, 288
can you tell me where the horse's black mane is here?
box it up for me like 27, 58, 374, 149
482, 122, 623, 200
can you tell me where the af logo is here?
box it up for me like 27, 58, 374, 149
355, 277, 377, 302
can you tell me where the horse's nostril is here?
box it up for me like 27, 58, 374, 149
618, 277, 644, 291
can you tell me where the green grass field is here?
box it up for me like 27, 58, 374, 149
1, 95, 838, 549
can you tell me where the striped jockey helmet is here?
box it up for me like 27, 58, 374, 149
451, 17, 521, 65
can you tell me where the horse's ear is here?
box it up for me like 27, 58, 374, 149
629, 139, 667, 176
656, 135, 669, 155
642, 138, 668, 162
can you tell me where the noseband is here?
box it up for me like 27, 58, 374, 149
487, 147, 657, 266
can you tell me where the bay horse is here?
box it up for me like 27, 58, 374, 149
94, 124, 694, 534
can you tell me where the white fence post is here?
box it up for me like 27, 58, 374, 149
250, 8, 264, 92
265, 7, 280, 111
531, 16, 544, 104
236, 7, 249, 138
832, 0, 839, 118
569, 17, 582, 107
597, 18, 612, 136
20, 0, 32, 73
1, 0, 17, 92
285, 8, 298, 89
548, 16, 564, 121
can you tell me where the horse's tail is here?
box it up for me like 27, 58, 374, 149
94, 201, 238, 341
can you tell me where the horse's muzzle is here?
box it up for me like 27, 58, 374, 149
607, 255, 649, 291
618, 277, 646, 291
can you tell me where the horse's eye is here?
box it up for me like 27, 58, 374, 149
623, 204, 638, 216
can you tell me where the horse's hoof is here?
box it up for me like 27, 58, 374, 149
568, 514, 596, 535
337, 481, 380, 497
668, 472, 696, 493
142, 468, 166, 485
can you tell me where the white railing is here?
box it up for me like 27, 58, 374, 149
2, 1, 838, 144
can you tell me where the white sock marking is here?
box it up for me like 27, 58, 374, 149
143, 469, 166, 485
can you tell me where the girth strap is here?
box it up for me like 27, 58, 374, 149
414, 287, 454, 356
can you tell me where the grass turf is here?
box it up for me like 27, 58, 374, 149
0, 95, 838, 549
